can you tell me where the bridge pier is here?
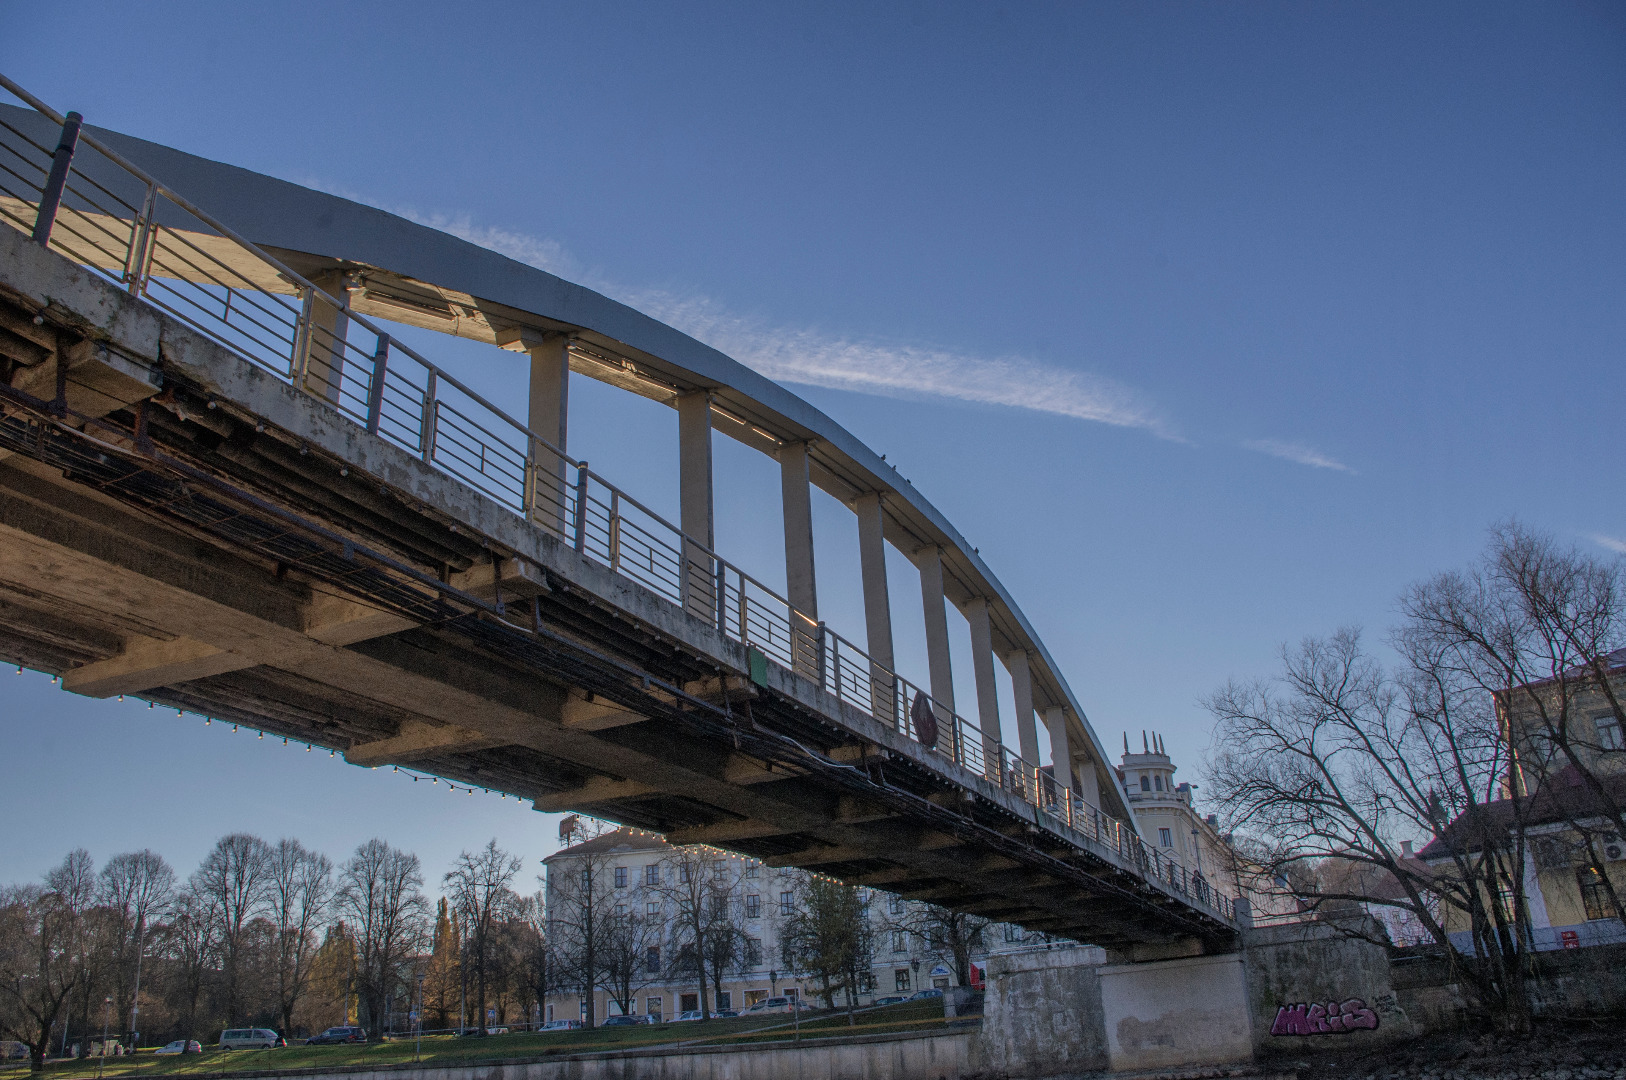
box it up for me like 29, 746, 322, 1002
677, 389, 715, 619
779, 439, 818, 676
854, 490, 896, 721
965, 595, 1004, 774
498, 327, 571, 538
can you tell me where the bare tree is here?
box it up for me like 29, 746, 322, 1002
1402, 522, 1626, 926
336, 840, 428, 1041
0, 877, 86, 1072
656, 847, 744, 1019
159, 885, 219, 1054
443, 840, 520, 1035
546, 824, 621, 1028
193, 834, 272, 1025
98, 851, 175, 1047
597, 907, 662, 1020
884, 901, 985, 989
266, 839, 332, 1036
1205, 628, 1535, 1030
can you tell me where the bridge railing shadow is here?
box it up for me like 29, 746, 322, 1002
0, 74, 1234, 926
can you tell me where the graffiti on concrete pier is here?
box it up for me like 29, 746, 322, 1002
1270, 998, 1379, 1036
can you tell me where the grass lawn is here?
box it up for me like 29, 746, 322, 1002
25, 1003, 966, 1080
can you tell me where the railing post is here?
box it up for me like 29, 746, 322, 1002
815, 621, 828, 688
608, 491, 622, 571
714, 563, 727, 632
124, 183, 157, 295
365, 335, 389, 435
420, 370, 437, 462
292, 287, 316, 386
572, 465, 589, 553
31, 111, 82, 248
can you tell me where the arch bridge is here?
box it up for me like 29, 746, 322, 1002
0, 77, 1237, 955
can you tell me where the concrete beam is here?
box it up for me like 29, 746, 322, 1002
559, 694, 649, 732
965, 596, 1003, 771
1007, 649, 1040, 767
853, 492, 896, 722
677, 390, 715, 619
343, 719, 496, 767
534, 776, 657, 811
61, 635, 246, 697
664, 820, 792, 845
764, 843, 873, 869
499, 327, 571, 538
1045, 705, 1075, 793
917, 546, 956, 717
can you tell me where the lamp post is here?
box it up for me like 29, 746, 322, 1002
95, 997, 111, 1079
414, 974, 425, 1063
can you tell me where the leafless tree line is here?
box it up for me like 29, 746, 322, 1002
1204, 523, 1626, 1033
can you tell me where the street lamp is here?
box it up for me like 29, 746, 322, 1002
95, 997, 111, 1080
414, 974, 426, 1063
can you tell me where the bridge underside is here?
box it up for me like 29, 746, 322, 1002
0, 230, 1235, 955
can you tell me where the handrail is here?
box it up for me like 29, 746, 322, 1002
0, 74, 1235, 924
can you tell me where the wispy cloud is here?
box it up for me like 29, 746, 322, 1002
1589, 533, 1626, 555
1243, 438, 1356, 474
330, 191, 1177, 440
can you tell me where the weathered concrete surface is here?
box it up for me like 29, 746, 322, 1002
1098, 953, 1253, 1072
1242, 920, 1415, 1057
981, 946, 1109, 1077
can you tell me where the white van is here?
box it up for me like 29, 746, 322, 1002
219, 1028, 281, 1050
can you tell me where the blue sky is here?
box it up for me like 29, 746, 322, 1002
3, 2, 1623, 888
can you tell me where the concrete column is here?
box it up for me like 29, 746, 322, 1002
1007, 650, 1040, 766
918, 546, 956, 722
1074, 748, 1101, 808
965, 596, 1003, 778
780, 441, 819, 677
303, 269, 351, 406
677, 390, 715, 620
854, 492, 895, 722
501, 328, 570, 537
1044, 706, 1074, 795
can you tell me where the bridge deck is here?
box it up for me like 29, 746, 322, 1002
0, 230, 1234, 951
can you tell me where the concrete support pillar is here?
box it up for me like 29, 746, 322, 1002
303, 269, 351, 406
918, 546, 956, 725
1007, 650, 1040, 768
854, 492, 895, 723
501, 329, 571, 538
1044, 706, 1074, 797
677, 391, 715, 620
965, 596, 1003, 778
1075, 748, 1101, 809
780, 441, 818, 676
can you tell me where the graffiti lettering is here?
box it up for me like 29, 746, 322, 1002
1269, 998, 1379, 1036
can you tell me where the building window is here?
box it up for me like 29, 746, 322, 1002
615, 903, 626, 918
894, 969, 911, 993
1578, 866, 1611, 921
716, 991, 732, 1010
1154, 775, 1163, 791
614, 866, 627, 888
645, 996, 661, 1020
681, 993, 698, 1013
713, 859, 728, 876
1004, 924, 1023, 942
1158, 828, 1173, 848
1140, 775, 1151, 791
679, 863, 691, 883
892, 930, 907, 953
1596, 713, 1624, 752
745, 894, 761, 918
780, 891, 794, 915
745, 864, 759, 879
645, 864, 660, 886
546, 1004, 553, 1022
745, 938, 763, 966
888, 894, 904, 915
647, 901, 660, 916
645, 946, 661, 973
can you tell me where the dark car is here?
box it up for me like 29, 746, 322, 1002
600, 1015, 648, 1027
305, 1026, 366, 1045
908, 989, 944, 1001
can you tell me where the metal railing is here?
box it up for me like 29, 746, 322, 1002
0, 75, 1233, 923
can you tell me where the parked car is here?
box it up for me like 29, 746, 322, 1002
870, 995, 908, 1006
743, 996, 798, 1015
712, 1009, 739, 1018
219, 1029, 281, 1050
672, 1010, 705, 1022
154, 1041, 202, 1056
305, 1026, 366, 1045
600, 1015, 652, 1027
538, 1019, 581, 1032
2, 1042, 32, 1061
485, 1027, 510, 1035
908, 989, 944, 1001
